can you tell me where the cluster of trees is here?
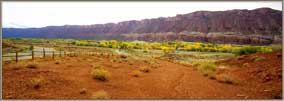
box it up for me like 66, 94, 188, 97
73, 40, 274, 55
5, 38, 276, 55
232, 46, 273, 55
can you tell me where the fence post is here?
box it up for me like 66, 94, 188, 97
64, 51, 66, 57
59, 49, 62, 57
16, 51, 18, 63
52, 51, 55, 59
32, 50, 34, 60
43, 48, 45, 58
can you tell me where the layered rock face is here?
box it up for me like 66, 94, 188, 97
3, 8, 282, 44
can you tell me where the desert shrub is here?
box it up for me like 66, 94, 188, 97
131, 70, 143, 77
148, 61, 156, 65
120, 55, 127, 59
233, 46, 258, 56
269, 44, 282, 51
91, 90, 109, 99
139, 67, 151, 73
197, 62, 216, 76
233, 46, 273, 56
55, 61, 60, 64
86, 59, 93, 62
191, 60, 202, 67
30, 76, 45, 89
110, 59, 116, 63
175, 60, 191, 67
207, 72, 216, 80
26, 63, 39, 69
216, 74, 239, 84
191, 59, 214, 70
150, 64, 159, 69
217, 65, 228, 69
148, 60, 160, 68
91, 68, 111, 81
4, 61, 11, 64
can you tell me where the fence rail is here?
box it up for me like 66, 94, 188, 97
2, 47, 96, 62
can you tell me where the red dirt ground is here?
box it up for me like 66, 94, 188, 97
2, 50, 282, 99
216, 50, 282, 99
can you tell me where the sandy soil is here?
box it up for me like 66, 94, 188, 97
2, 50, 282, 99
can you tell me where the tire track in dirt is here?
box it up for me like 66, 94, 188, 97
171, 69, 186, 97
157, 60, 248, 99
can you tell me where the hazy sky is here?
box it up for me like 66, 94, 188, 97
3, 1, 282, 28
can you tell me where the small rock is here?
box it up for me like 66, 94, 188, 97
80, 88, 87, 94
251, 56, 266, 62
236, 94, 249, 99
263, 89, 271, 92
236, 94, 246, 97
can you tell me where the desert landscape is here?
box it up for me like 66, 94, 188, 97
1, 2, 283, 100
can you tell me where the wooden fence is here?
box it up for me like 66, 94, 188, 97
2, 48, 96, 62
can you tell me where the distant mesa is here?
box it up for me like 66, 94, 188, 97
3, 7, 282, 45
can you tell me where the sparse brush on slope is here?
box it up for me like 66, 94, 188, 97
30, 76, 45, 89
139, 67, 151, 73
91, 90, 110, 99
90, 67, 111, 81
216, 74, 239, 84
197, 62, 217, 76
131, 70, 143, 77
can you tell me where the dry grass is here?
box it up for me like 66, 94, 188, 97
177, 61, 191, 67
197, 62, 216, 76
216, 74, 239, 84
131, 70, 143, 77
86, 59, 93, 62
149, 60, 160, 68
91, 90, 110, 99
55, 61, 60, 64
90, 68, 111, 81
150, 64, 159, 69
207, 71, 217, 80
190, 59, 214, 70
191, 60, 202, 67
139, 67, 151, 73
120, 55, 127, 59
30, 76, 45, 89
110, 59, 116, 63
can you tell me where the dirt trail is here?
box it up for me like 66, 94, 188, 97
2, 52, 281, 99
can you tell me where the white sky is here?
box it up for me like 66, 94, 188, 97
2, 1, 282, 28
